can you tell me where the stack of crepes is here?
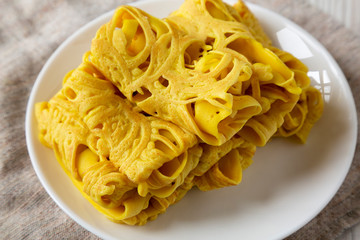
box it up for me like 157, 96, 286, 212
35, 0, 323, 225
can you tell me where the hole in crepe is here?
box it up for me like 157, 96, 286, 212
214, 97, 227, 105
184, 96, 196, 101
159, 128, 178, 146
159, 76, 169, 88
218, 149, 241, 181
167, 40, 171, 49
205, 1, 230, 20
158, 156, 183, 177
64, 87, 77, 100
149, 198, 166, 211
132, 87, 152, 102
184, 41, 204, 68
113, 87, 126, 99
149, 17, 169, 38
188, 102, 195, 116
85, 107, 95, 116
154, 140, 173, 156
94, 123, 104, 130
151, 29, 157, 36
225, 32, 234, 38
139, 111, 152, 117
215, 62, 234, 81
138, 56, 151, 72
226, 38, 253, 61
127, 28, 146, 56
227, 81, 243, 96
205, 37, 215, 46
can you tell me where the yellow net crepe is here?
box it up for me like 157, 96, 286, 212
232, 0, 323, 143
90, 4, 263, 146
36, 59, 203, 223
35, 0, 323, 225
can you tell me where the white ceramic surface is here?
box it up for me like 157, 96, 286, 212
25, 0, 358, 239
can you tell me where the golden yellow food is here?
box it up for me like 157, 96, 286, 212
35, 0, 323, 225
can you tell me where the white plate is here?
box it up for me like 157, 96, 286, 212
25, 0, 357, 239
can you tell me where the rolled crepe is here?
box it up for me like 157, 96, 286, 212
90, 4, 263, 146
232, 0, 323, 143
35, 58, 203, 224
193, 136, 256, 191
167, 0, 305, 146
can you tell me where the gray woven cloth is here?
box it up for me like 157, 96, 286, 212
0, 0, 359, 239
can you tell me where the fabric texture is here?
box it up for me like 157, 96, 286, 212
0, 0, 359, 239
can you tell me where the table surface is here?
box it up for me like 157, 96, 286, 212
0, 0, 359, 239
304, 1, 360, 239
